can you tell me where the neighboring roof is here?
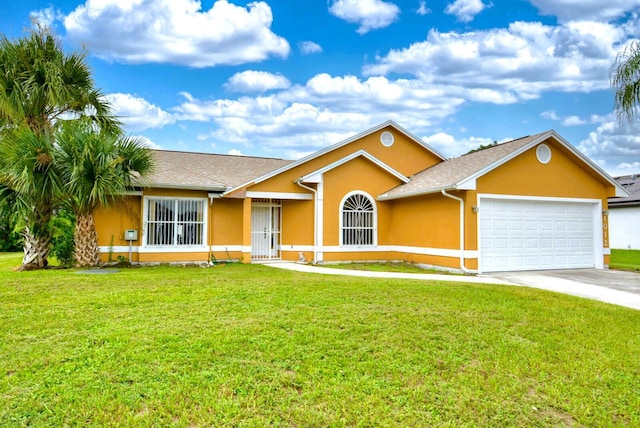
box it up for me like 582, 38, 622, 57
223, 120, 447, 196
380, 130, 628, 200
143, 149, 292, 192
609, 174, 640, 207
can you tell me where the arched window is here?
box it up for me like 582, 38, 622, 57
341, 192, 376, 246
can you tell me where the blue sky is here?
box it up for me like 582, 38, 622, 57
2, 0, 640, 176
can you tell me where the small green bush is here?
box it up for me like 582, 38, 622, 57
50, 210, 75, 267
0, 215, 21, 252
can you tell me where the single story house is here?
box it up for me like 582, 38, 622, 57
95, 121, 627, 273
608, 174, 640, 249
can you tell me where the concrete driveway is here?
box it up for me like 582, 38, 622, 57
488, 269, 640, 310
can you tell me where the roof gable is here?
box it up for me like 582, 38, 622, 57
380, 130, 628, 200
223, 120, 445, 196
298, 150, 409, 184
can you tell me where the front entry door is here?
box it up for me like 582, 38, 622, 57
251, 200, 281, 260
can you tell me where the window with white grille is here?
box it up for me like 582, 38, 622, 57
145, 198, 206, 246
341, 192, 376, 246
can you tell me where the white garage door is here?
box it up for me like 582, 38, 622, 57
479, 198, 597, 272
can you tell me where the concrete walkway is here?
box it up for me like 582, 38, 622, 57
265, 262, 640, 311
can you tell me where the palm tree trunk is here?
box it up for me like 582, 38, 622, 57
20, 226, 51, 270
74, 212, 101, 267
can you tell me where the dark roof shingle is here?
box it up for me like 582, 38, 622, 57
142, 150, 292, 191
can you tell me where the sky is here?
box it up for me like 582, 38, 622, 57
2, 0, 640, 176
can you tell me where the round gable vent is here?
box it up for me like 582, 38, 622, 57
536, 143, 551, 164
380, 131, 394, 147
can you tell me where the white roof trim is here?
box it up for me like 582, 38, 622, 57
246, 191, 313, 200
298, 150, 410, 184
222, 120, 444, 197
149, 183, 229, 192
379, 185, 457, 201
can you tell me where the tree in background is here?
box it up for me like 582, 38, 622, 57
56, 119, 153, 267
0, 28, 120, 269
611, 40, 640, 123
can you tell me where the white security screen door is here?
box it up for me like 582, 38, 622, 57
251, 199, 282, 259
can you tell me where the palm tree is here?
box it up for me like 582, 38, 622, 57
55, 120, 153, 267
0, 27, 120, 269
0, 126, 62, 269
0, 27, 119, 135
611, 40, 640, 123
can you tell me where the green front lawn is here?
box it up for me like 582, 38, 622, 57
1, 253, 639, 426
611, 248, 640, 272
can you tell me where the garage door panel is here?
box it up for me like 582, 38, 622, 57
479, 198, 596, 272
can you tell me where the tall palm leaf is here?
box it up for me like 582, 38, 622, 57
0, 126, 62, 269
611, 40, 640, 123
0, 28, 120, 135
56, 120, 153, 267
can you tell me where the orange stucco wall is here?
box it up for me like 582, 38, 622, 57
94, 196, 142, 262
477, 139, 611, 200
321, 156, 402, 246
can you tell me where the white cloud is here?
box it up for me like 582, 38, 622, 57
105, 93, 175, 131
329, 0, 401, 34
133, 135, 162, 150
363, 20, 629, 103
30, 6, 64, 29
170, 70, 467, 155
416, 1, 431, 15
421, 132, 511, 156
444, 0, 489, 23
63, 0, 290, 67
529, 0, 640, 23
541, 110, 560, 121
227, 148, 245, 156
541, 110, 611, 126
224, 71, 291, 93
299, 41, 323, 55
578, 118, 640, 175
616, 161, 640, 171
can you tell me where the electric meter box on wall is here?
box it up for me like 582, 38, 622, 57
124, 229, 138, 241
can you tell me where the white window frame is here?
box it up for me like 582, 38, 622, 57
339, 191, 377, 247
143, 196, 208, 249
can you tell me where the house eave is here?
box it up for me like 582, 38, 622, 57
378, 185, 458, 201
149, 183, 229, 192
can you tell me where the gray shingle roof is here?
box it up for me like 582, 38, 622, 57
380, 131, 549, 199
142, 150, 293, 191
610, 174, 640, 206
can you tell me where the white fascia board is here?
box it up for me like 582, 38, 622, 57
223, 120, 445, 196
378, 185, 457, 201
151, 183, 229, 192
455, 179, 476, 190
298, 150, 409, 184
246, 191, 313, 200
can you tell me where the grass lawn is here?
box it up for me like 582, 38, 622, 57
1, 253, 639, 426
611, 249, 640, 272
321, 261, 456, 274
